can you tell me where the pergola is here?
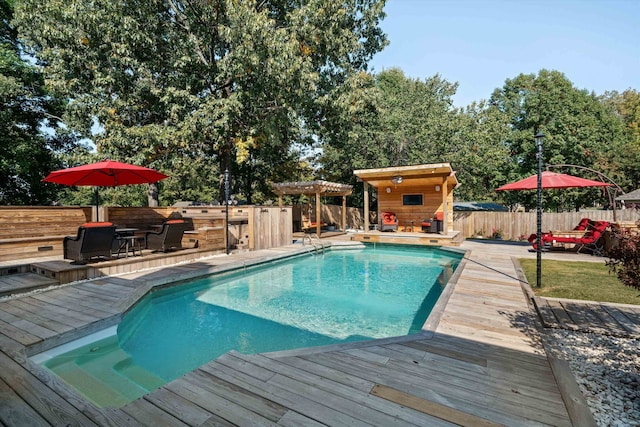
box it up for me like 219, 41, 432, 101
273, 180, 353, 236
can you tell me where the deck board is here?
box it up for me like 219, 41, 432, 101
0, 351, 98, 426
0, 376, 50, 427
233, 351, 433, 427
142, 387, 217, 427
0, 273, 58, 297
532, 297, 640, 338
371, 384, 501, 427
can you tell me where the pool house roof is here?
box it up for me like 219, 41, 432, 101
353, 163, 459, 188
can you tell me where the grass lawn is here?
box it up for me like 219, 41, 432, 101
519, 258, 640, 305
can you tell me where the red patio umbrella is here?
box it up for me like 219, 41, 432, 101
495, 171, 611, 191
43, 160, 169, 221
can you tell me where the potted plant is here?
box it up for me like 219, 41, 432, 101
491, 228, 503, 240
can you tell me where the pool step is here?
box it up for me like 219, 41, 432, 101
48, 347, 165, 407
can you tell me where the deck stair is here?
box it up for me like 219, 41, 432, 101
0, 272, 58, 297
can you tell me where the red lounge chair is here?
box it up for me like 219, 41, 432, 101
528, 217, 592, 245
421, 212, 444, 233
380, 212, 398, 232
542, 220, 610, 255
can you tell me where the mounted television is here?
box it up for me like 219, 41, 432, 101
402, 194, 423, 206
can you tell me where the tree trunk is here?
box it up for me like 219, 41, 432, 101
148, 183, 159, 206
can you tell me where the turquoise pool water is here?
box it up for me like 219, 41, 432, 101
36, 245, 462, 407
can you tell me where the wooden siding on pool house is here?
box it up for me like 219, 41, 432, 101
354, 163, 459, 232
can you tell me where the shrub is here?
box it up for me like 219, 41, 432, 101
606, 229, 640, 291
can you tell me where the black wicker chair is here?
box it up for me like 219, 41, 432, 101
63, 222, 117, 263
144, 219, 186, 252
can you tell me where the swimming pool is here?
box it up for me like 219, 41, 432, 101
34, 244, 463, 407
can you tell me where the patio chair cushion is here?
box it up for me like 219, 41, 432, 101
81, 221, 114, 228
421, 212, 444, 232
380, 212, 398, 232
574, 218, 591, 230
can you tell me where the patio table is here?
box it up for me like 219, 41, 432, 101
115, 228, 142, 258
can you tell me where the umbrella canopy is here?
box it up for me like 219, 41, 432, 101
43, 160, 168, 187
495, 171, 611, 191
43, 160, 168, 221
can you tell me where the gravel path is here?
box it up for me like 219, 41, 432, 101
543, 329, 640, 426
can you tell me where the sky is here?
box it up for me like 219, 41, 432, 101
369, 0, 640, 108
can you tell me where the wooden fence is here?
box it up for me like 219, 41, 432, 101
0, 205, 292, 262
292, 204, 362, 232
453, 210, 640, 240
251, 207, 293, 250
0, 206, 93, 261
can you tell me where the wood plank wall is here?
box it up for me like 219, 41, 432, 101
453, 210, 640, 240
292, 204, 362, 231
0, 205, 292, 262
251, 207, 292, 250
107, 207, 179, 229
0, 207, 93, 261
0, 206, 93, 239
377, 185, 454, 228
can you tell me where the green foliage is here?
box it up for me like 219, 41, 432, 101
319, 68, 511, 206
0, 0, 74, 204
491, 70, 627, 211
606, 229, 640, 291
600, 89, 640, 190
16, 0, 387, 205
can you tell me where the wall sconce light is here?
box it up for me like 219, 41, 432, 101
386, 187, 391, 193
391, 176, 403, 185
435, 185, 441, 192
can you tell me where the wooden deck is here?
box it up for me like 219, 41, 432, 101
0, 239, 603, 426
532, 297, 640, 337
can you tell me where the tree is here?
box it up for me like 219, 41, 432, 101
600, 89, 640, 191
319, 68, 511, 205
16, 0, 387, 205
0, 0, 71, 204
490, 70, 627, 211
447, 101, 511, 202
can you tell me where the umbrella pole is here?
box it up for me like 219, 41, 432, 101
224, 169, 230, 255
94, 186, 99, 222
535, 133, 545, 288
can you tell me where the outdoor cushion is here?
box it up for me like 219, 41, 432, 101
380, 211, 398, 231
574, 218, 591, 230
81, 221, 114, 227
421, 212, 444, 233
